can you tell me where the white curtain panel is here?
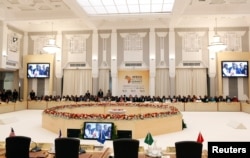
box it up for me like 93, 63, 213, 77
63, 69, 92, 96
99, 69, 110, 96
176, 68, 207, 96
192, 69, 207, 97
176, 69, 193, 96
155, 68, 170, 97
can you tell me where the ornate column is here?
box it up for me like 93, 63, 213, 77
168, 28, 176, 96
0, 21, 7, 68
111, 29, 118, 96
55, 31, 62, 68
149, 28, 156, 96
55, 31, 62, 96
19, 32, 28, 100
92, 30, 99, 95
208, 27, 217, 97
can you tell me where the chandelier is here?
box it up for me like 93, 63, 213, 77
43, 22, 60, 54
208, 18, 227, 52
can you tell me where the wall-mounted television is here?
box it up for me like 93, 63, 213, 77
27, 63, 50, 78
222, 61, 248, 78
82, 122, 113, 141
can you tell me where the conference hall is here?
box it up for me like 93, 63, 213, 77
1, 0, 250, 158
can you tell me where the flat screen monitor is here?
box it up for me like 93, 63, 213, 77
27, 63, 50, 78
221, 61, 248, 78
82, 122, 113, 140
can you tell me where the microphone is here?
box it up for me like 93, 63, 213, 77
31, 141, 42, 152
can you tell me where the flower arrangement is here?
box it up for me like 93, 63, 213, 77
43, 102, 180, 120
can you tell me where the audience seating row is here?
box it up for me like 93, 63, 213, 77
1, 100, 250, 114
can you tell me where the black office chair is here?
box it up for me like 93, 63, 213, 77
55, 137, 80, 158
175, 141, 203, 158
116, 130, 132, 139
113, 138, 139, 158
5, 136, 31, 158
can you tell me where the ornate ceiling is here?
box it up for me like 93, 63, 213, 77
0, 0, 250, 32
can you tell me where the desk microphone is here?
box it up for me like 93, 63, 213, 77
31, 141, 42, 152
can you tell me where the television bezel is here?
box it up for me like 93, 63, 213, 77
27, 63, 50, 79
82, 121, 114, 141
221, 60, 248, 78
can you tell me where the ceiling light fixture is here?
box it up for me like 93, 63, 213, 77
43, 22, 60, 54
208, 18, 227, 52
76, 0, 175, 15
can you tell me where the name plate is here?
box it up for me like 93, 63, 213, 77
81, 144, 94, 151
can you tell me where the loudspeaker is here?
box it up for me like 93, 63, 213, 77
67, 129, 81, 138
117, 130, 132, 139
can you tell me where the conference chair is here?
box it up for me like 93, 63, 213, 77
113, 138, 139, 158
175, 141, 203, 158
54, 137, 80, 158
5, 136, 31, 158
116, 130, 132, 139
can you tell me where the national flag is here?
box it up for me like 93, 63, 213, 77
9, 127, 15, 137
197, 132, 204, 143
97, 132, 105, 144
58, 129, 62, 138
144, 132, 154, 145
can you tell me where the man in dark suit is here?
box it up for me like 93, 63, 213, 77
12, 89, 18, 102
30, 90, 35, 100
97, 89, 104, 98
85, 90, 91, 99
133, 95, 139, 102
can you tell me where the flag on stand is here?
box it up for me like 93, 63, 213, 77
144, 132, 154, 145
58, 129, 62, 138
97, 132, 105, 144
9, 127, 15, 137
197, 132, 204, 143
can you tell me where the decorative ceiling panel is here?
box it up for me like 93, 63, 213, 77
1, 0, 69, 11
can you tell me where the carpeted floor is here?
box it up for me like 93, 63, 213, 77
0, 110, 250, 150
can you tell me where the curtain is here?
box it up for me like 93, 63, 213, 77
192, 69, 207, 97
155, 68, 170, 97
176, 68, 207, 96
176, 69, 193, 96
63, 69, 92, 96
99, 69, 110, 96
